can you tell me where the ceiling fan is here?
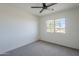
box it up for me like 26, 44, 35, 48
31, 3, 57, 13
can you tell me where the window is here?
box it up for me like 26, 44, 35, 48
55, 18, 65, 33
46, 20, 54, 32
46, 18, 65, 33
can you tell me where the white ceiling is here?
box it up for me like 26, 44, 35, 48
3, 3, 79, 16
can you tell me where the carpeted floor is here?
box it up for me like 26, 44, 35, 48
0, 40, 79, 56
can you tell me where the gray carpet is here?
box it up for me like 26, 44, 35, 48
0, 40, 79, 56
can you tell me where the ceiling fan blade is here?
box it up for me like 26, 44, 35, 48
31, 7, 43, 8
47, 3, 57, 7
40, 8, 44, 13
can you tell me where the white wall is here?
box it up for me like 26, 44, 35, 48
0, 4, 38, 54
40, 7, 79, 49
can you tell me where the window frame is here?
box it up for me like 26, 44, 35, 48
46, 17, 65, 33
